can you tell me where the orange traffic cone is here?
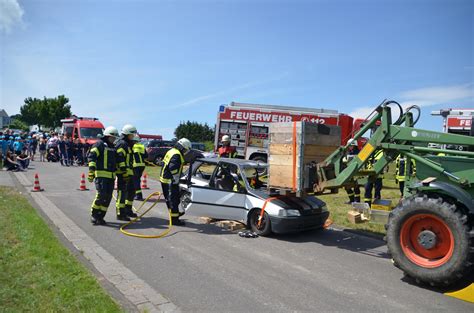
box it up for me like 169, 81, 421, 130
141, 173, 149, 190
31, 173, 44, 192
78, 173, 89, 191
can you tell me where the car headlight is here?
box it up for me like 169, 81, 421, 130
278, 209, 301, 217
321, 205, 328, 212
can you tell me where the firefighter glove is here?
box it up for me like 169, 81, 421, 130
88, 171, 95, 182
123, 173, 131, 183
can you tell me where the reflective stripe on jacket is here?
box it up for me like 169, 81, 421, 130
87, 139, 117, 179
366, 150, 384, 178
133, 142, 147, 168
115, 138, 134, 176
159, 148, 184, 184
395, 155, 416, 182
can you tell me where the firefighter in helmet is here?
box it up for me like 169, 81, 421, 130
364, 149, 384, 207
132, 138, 147, 200
160, 138, 192, 226
343, 139, 361, 204
115, 124, 140, 221
218, 135, 237, 158
88, 126, 119, 225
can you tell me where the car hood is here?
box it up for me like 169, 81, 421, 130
248, 189, 326, 211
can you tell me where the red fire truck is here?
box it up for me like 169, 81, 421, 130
431, 108, 474, 151
60, 116, 105, 144
215, 102, 354, 162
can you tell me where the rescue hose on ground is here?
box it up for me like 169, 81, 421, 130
113, 191, 173, 238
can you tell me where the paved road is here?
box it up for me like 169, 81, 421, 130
11, 162, 474, 312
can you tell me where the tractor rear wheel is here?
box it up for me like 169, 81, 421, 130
386, 195, 474, 286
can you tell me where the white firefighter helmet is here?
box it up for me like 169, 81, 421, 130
347, 138, 358, 146
177, 138, 192, 151
121, 124, 140, 141
103, 126, 119, 138
221, 135, 231, 143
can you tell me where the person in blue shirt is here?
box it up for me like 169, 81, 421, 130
8, 137, 14, 152
1, 136, 7, 156
13, 137, 23, 155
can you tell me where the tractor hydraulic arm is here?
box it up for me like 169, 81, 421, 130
314, 101, 474, 193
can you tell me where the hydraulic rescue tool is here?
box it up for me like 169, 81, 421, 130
314, 100, 474, 286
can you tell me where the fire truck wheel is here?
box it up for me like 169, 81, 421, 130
386, 195, 474, 286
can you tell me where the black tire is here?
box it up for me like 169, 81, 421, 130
386, 195, 474, 286
248, 209, 272, 236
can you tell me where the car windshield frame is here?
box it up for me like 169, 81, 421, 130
188, 160, 218, 184
239, 164, 268, 191
80, 127, 103, 139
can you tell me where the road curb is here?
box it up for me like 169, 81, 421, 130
14, 172, 179, 313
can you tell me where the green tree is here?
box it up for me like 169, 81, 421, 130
19, 95, 72, 128
20, 97, 42, 125
174, 121, 215, 143
8, 118, 29, 131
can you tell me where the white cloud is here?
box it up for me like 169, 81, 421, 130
349, 83, 474, 118
348, 106, 379, 119
0, 0, 24, 33
170, 73, 289, 109
398, 83, 474, 108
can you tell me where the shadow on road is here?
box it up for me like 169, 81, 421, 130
401, 270, 474, 294
114, 215, 390, 259
273, 228, 390, 259
103, 216, 237, 237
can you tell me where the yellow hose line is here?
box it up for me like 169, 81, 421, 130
145, 160, 159, 167
113, 191, 173, 238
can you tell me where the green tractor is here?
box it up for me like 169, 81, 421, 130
315, 100, 474, 286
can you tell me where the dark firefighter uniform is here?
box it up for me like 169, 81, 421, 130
395, 155, 416, 197
344, 145, 361, 203
132, 142, 147, 200
88, 139, 116, 224
218, 145, 237, 158
115, 138, 136, 220
160, 147, 185, 224
364, 150, 384, 207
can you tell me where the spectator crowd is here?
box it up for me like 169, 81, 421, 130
1, 129, 91, 172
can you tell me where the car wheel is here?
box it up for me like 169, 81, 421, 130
249, 209, 272, 236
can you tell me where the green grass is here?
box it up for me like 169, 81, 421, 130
0, 186, 122, 312
145, 165, 162, 181
319, 167, 401, 235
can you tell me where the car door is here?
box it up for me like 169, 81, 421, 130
187, 162, 247, 221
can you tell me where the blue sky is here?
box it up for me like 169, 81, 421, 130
1, 0, 473, 138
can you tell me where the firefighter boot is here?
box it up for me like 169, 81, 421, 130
126, 205, 137, 218
345, 195, 355, 204
172, 217, 185, 226
91, 209, 101, 225
97, 211, 107, 225
117, 209, 131, 221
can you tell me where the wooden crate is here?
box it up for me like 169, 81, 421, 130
268, 122, 340, 192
